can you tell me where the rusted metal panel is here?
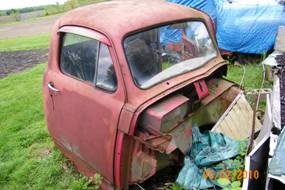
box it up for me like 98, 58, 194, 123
130, 141, 158, 183
212, 93, 262, 140
44, 72, 124, 183
140, 95, 190, 134
139, 94, 193, 155
133, 133, 176, 154
129, 135, 179, 184
201, 79, 235, 105
186, 80, 239, 129
169, 121, 192, 154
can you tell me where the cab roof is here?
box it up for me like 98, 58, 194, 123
57, 0, 208, 40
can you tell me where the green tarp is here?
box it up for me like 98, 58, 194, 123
177, 127, 243, 189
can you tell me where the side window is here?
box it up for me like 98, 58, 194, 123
60, 33, 98, 83
96, 44, 117, 91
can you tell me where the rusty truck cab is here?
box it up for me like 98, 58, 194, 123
43, 1, 233, 189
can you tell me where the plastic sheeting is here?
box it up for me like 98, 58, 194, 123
269, 127, 285, 176
168, 0, 285, 54
215, 0, 285, 54
167, 0, 217, 23
176, 127, 241, 189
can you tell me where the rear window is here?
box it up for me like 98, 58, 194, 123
60, 33, 117, 91
124, 21, 217, 89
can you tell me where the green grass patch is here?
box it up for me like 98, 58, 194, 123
0, 64, 98, 190
226, 63, 272, 110
0, 34, 50, 52
226, 63, 266, 90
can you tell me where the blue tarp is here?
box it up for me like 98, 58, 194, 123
168, 0, 285, 54
167, 0, 217, 23
160, 22, 208, 45
160, 26, 183, 45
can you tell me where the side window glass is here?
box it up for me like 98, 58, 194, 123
60, 33, 98, 83
96, 44, 117, 91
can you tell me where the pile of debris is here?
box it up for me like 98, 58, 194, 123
175, 26, 285, 190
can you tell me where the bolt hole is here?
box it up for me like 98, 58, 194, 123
166, 82, 170, 85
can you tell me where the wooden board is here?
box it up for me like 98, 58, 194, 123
212, 93, 262, 140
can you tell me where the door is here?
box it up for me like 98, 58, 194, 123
43, 26, 125, 184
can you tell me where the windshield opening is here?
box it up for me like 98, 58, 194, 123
124, 21, 218, 89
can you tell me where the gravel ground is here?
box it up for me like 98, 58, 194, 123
0, 14, 60, 39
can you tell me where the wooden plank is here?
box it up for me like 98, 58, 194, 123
212, 94, 262, 140
231, 106, 248, 138
223, 117, 236, 138
233, 104, 249, 137
275, 26, 285, 52
227, 112, 240, 138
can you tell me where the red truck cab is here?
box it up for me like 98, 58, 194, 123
43, 1, 233, 189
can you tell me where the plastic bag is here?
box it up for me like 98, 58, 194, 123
177, 127, 241, 189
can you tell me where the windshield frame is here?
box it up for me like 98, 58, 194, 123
122, 18, 219, 90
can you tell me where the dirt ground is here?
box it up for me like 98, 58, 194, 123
0, 14, 61, 39
0, 49, 48, 78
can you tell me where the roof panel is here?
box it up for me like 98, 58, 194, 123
56, 0, 204, 40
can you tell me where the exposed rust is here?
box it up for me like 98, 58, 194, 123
129, 78, 240, 184
133, 134, 175, 154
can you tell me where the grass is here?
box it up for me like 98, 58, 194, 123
0, 64, 98, 190
226, 63, 272, 110
0, 34, 50, 52
226, 63, 271, 90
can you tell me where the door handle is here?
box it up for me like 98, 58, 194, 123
48, 82, 60, 93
